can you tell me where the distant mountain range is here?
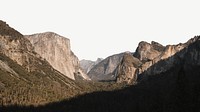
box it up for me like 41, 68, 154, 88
0, 20, 123, 106
80, 58, 103, 74
1, 20, 200, 111
84, 36, 200, 85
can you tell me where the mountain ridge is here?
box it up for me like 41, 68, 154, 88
1, 20, 200, 112
0, 20, 87, 106
4, 38, 200, 111
25, 32, 90, 80
80, 58, 103, 73
87, 36, 200, 84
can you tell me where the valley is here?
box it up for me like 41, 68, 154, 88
0, 20, 200, 112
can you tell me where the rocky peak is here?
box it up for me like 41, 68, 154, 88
134, 41, 164, 62
80, 58, 103, 74
84, 36, 200, 84
139, 36, 200, 80
0, 20, 37, 71
80, 59, 94, 73
25, 32, 90, 80
151, 41, 165, 52
185, 35, 200, 45
115, 53, 142, 84
88, 53, 124, 81
95, 58, 103, 64
115, 37, 199, 84
0, 20, 23, 40
0, 21, 87, 105
137, 41, 186, 78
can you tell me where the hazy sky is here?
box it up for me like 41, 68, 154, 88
1, 0, 200, 61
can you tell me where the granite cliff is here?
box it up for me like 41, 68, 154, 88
88, 53, 124, 81
29, 37, 200, 112
0, 20, 40, 71
117, 37, 198, 84
115, 52, 142, 84
25, 32, 90, 80
0, 20, 85, 105
80, 58, 103, 73
88, 37, 199, 84
139, 36, 199, 78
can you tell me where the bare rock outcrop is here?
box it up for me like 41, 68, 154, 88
134, 41, 165, 62
88, 53, 124, 81
139, 36, 200, 77
115, 52, 142, 84
89, 37, 199, 84
25, 32, 90, 80
137, 41, 187, 76
0, 20, 87, 105
0, 20, 41, 71
80, 58, 103, 73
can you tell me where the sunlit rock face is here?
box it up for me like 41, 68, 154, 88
115, 53, 142, 84
134, 41, 165, 62
0, 20, 87, 106
80, 36, 200, 84
137, 36, 200, 79
0, 20, 41, 71
115, 37, 200, 84
25, 32, 90, 80
88, 53, 124, 81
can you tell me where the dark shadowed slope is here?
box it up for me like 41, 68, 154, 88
2, 37, 200, 112
0, 20, 86, 106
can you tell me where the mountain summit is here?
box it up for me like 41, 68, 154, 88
86, 36, 200, 84
25, 32, 90, 80
0, 20, 86, 105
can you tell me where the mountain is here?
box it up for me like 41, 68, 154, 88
25, 32, 90, 80
88, 38, 197, 84
115, 52, 142, 84
90, 36, 200, 83
138, 36, 199, 78
115, 37, 198, 84
0, 20, 86, 106
80, 58, 103, 73
88, 53, 124, 81
6, 36, 200, 112
134, 41, 165, 62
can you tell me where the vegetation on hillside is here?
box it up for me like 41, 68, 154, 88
0, 20, 23, 39
1, 39, 200, 112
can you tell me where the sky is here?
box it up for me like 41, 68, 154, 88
1, 0, 200, 61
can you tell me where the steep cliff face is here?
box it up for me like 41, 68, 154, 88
80, 58, 103, 73
139, 36, 200, 78
137, 44, 185, 76
0, 20, 85, 105
134, 41, 165, 62
0, 20, 40, 71
92, 37, 198, 84
137, 41, 188, 77
33, 37, 200, 112
25, 32, 90, 80
88, 53, 124, 81
115, 53, 142, 84
87, 39, 183, 83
